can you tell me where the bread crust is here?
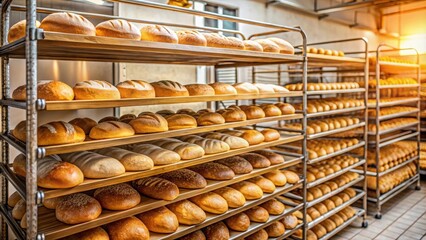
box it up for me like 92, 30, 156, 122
40, 12, 96, 35
96, 19, 141, 40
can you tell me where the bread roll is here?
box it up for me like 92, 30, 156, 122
13, 80, 74, 101
239, 153, 271, 168
254, 39, 280, 53
268, 37, 294, 54
231, 181, 263, 200
12, 199, 25, 220
215, 156, 253, 174
131, 144, 181, 165
152, 80, 189, 97
209, 82, 237, 95
261, 199, 285, 215
43, 197, 64, 210
245, 206, 269, 222
177, 30, 207, 46
56, 193, 102, 224
197, 112, 225, 126
265, 221, 285, 237
190, 192, 228, 214
165, 114, 197, 130
93, 147, 153, 171
261, 104, 282, 117
189, 162, 235, 180
281, 215, 298, 229
69, 117, 97, 135
89, 121, 134, 139
254, 150, 284, 165
275, 103, 295, 114
263, 170, 287, 186
160, 169, 207, 189
8, 20, 41, 43
246, 229, 268, 240
7, 192, 22, 208
261, 129, 280, 142
281, 170, 300, 184
213, 187, 246, 208
116, 80, 155, 98
64, 227, 110, 240
74, 80, 120, 100
248, 176, 276, 193
203, 222, 229, 240
185, 84, 215, 96
105, 217, 149, 240
243, 40, 263, 51
40, 12, 95, 35
60, 151, 125, 178
93, 183, 140, 210
130, 112, 168, 133
167, 200, 206, 225
225, 213, 250, 231
242, 106, 265, 119
233, 82, 260, 94
141, 25, 178, 43
138, 207, 179, 233
96, 19, 140, 39
133, 177, 179, 200
203, 132, 249, 149
13, 154, 84, 189
180, 231, 206, 240
221, 108, 247, 122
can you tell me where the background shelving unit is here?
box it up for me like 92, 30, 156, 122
0, 1, 309, 240
368, 44, 421, 219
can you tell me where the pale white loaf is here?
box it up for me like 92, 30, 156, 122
151, 138, 205, 160
202, 132, 249, 149
93, 147, 154, 171
60, 151, 125, 178
130, 144, 181, 165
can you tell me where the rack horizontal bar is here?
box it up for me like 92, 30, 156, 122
369, 109, 419, 121
306, 106, 365, 118
306, 88, 365, 96
307, 160, 365, 188
368, 122, 419, 135
367, 98, 419, 108
307, 122, 365, 140
367, 174, 419, 203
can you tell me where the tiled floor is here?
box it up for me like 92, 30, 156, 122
334, 179, 426, 240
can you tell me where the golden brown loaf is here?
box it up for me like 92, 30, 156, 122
190, 192, 228, 214
254, 150, 284, 165
261, 129, 280, 142
177, 30, 207, 46
167, 200, 206, 225
96, 19, 140, 40
255, 39, 280, 53
93, 183, 140, 211
213, 187, 246, 208
224, 129, 265, 145
93, 147, 154, 171
261, 104, 282, 117
116, 80, 155, 98
243, 40, 264, 52
246, 229, 269, 240
202, 33, 228, 48
160, 169, 207, 189
215, 156, 253, 174
64, 227, 110, 240
231, 181, 263, 200
275, 102, 295, 114
43, 197, 64, 210
7, 192, 22, 208
8, 20, 41, 43
12, 199, 25, 220
185, 84, 215, 96
130, 112, 168, 133
189, 162, 235, 180
89, 121, 134, 139
209, 82, 237, 95
56, 193, 102, 224
221, 108, 247, 122
137, 207, 179, 233
73, 80, 120, 100
152, 80, 189, 97
203, 132, 249, 149
225, 213, 250, 231
226, 37, 245, 50
261, 199, 285, 215
263, 170, 287, 186
281, 215, 298, 229
245, 206, 269, 222
180, 135, 230, 154
268, 37, 294, 54
180, 230, 206, 240
239, 153, 271, 168
40, 12, 95, 35
12, 80, 74, 101
13, 154, 84, 189
60, 151, 125, 178
105, 217, 149, 240
281, 170, 300, 184
248, 176, 276, 193
265, 221, 285, 237
153, 138, 205, 160
197, 112, 225, 126
166, 114, 197, 130
141, 25, 178, 43
241, 106, 266, 119
99, 116, 119, 123
133, 177, 179, 201
131, 144, 181, 165
69, 117, 97, 135
203, 222, 230, 240
233, 82, 260, 94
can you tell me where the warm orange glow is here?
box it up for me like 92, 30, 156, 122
400, 34, 426, 55
52, 60, 59, 81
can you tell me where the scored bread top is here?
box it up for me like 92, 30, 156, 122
40, 12, 96, 35
96, 19, 141, 40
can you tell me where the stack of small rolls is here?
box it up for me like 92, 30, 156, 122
285, 117, 361, 135
293, 98, 364, 114
367, 162, 417, 194
307, 47, 345, 57
285, 138, 360, 160
367, 77, 417, 88
303, 156, 360, 183
307, 207, 357, 239
368, 106, 418, 117
285, 82, 360, 91
9, 13, 295, 54
368, 118, 418, 132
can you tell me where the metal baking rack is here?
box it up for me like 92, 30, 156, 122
0, 0, 310, 239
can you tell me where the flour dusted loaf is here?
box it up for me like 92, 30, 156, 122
13, 154, 84, 189
133, 177, 179, 201
141, 25, 178, 43
96, 19, 140, 40
203, 132, 249, 149
131, 144, 181, 165
233, 82, 260, 94
13, 80, 74, 101
93, 147, 153, 171
93, 183, 141, 210
40, 12, 95, 35
73, 80, 120, 100
152, 138, 205, 160
56, 193, 102, 224
116, 80, 155, 98
180, 135, 230, 154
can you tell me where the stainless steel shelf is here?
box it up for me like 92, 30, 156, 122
318, 208, 365, 240
307, 106, 365, 118
307, 160, 365, 188
369, 109, 419, 121
0, 204, 26, 240
308, 122, 365, 140
362, 156, 419, 177
367, 98, 419, 108
368, 122, 419, 135
376, 131, 419, 148
368, 174, 419, 203
306, 88, 365, 96
370, 84, 419, 90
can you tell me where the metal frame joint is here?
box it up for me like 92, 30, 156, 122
36, 147, 46, 159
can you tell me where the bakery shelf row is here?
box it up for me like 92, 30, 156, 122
318, 207, 365, 240
367, 174, 420, 204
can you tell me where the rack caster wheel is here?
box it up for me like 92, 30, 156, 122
362, 221, 368, 228
375, 213, 382, 219
415, 186, 421, 191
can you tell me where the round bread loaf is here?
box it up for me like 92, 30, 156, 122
152, 80, 189, 97
99, 116, 119, 123
268, 37, 294, 54
43, 196, 64, 210
177, 30, 207, 46
31, 121, 85, 146
242, 106, 265, 119
233, 82, 260, 94
231, 181, 263, 200
248, 176, 276, 193
141, 25, 178, 43
56, 193, 102, 224
245, 206, 269, 222
263, 170, 287, 186
155, 109, 175, 117
13, 80, 74, 101
209, 82, 237, 95
74, 80, 120, 100
261, 104, 282, 117
281, 215, 298, 229
254, 39, 280, 53
138, 207, 179, 233
40, 12, 95, 35
261, 199, 285, 215
203, 222, 229, 240
89, 121, 134, 139
185, 84, 215, 96
69, 117, 97, 135
246, 229, 268, 240
12, 199, 25, 220
133, 177, 179, 201
281, 170, 300, 184
239, 153, 271, 168
275, 103, 295, 114
215, 156, 253, 174
322, 219, 337, 232
7, 192, 22, 208
265, 221, 285, 237
116, 80, 155, 98
197, 112, 225, 126
130, 113, 168, 133
189, 162, 235, 180
213, 187, 246, 208
8, 20, 41, 43
96, 19, 140, 40
221, 108, 247, 122
243, 40, 263, 52
261, 129, 280, 142
180, 230, 206, 240
167, 200, 206, 225
190, 192, 228, 214
93, 183, 141, 210
119, 114, 136, 123
239, 130, 265, 145
166, 114, 197, 130
63, 227, 110, 240
160, 169, 207, 189
225, 213, 250, 231
254, 150, 284, 165
105, 217, 149, 240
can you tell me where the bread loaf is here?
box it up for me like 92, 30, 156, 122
131, 144, 181, 165
138, 207, 179, 233
261, 199, 285, 215
225, 213, 250, 231
93, 147, 153, 171
253, 83, 275, 94
64, 227, 110, 240
96, 19, 140, 40
93, 183, 140, 210
233, 82, 260, 94
12, 199, 25, 220
268, 38, 294, 54
133, 177, 179, 200
203, 222, 229, 240
202, 33, 228, 48
221, 108, 247, 122
13, 154, 84, 189
239, 153, 271, 168
245, 206, 269, 222
190, 192, 228, 214
275, 103, 295, 114
177, 30, 207, 46
13, 80, 74, 101
105, 217, 149, 240
8, 20, 41, 43
89, 121, 134, 139
180, 231, 206, 240
248, 176, 276, 193
243, 40, 263, 52
166, 114, 197, 130
141, 25, 178, 43
231, 181, 263, 200
213, 187, 246, 208
281, 170, 300, 184
7, 192, 22, 208
203, 132, 249, 149
246, 229, 268, 240
56, 193, 102, 224
152, 80, 189, 97
197, 112, 225, 126
185, 84, 215, 96
130, 112, 168, 133
69, 117, 97, 135
153, 138, 205, 160
209, 82, 237, 95
241, 106, 265, 119
265, 221, 285, 237
43, 197, 64, 210
160, 169, 207, 189
99, 116, 119, 123
254, 150, 284, 165
261, 104, 282, 117
215, 156, 253, 174
180, 135, 230, 154
254, 39, 280, 53
263, 170, 287, 186
74, 80, 120, 100
189, 162, 235, 180
261, 129, 280, 142
60, 151, 125, 178
116, 80, 155, 98
227, 129, 265, 145
167, 200, 206, 225
40, 12, 95, 35
281, 215, 298, 229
